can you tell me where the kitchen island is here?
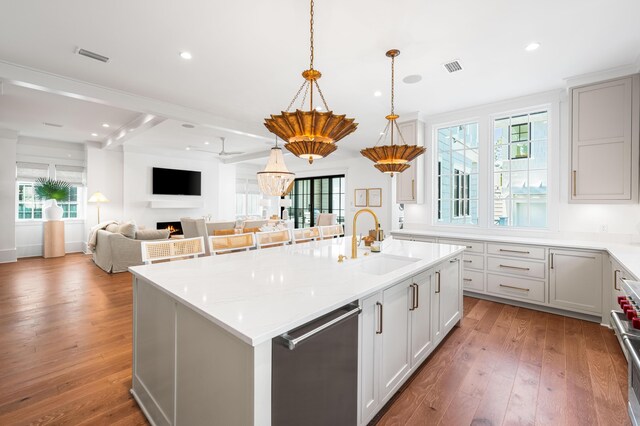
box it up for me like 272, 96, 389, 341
129, 236, 464, 426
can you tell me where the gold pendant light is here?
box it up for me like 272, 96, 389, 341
264, 0, 357, 164
361, 49, 425, 176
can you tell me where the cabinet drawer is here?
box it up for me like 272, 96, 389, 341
462, 253, 484, 271
487, 256, 546, 279
487, 274, 545, 303
487, 243, 545, 260
439, 239, 484, 254
463, 270, 484, 292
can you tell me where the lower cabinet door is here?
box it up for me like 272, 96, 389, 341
440, 258, 461, 334
380, 279, 412, 402
410, 271, 433, 366
359, 293, 381, 423
549, 249, 603, 314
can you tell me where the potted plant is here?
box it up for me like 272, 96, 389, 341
34, 178, 70, 221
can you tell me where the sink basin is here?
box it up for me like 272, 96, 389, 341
356, 253, 419, 275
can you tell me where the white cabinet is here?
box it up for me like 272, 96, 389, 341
395, 119, 425, 204
570, 74, 640, 202
549, 249, 603, 314
359, 293, 381, 423
379, 279, 412, 401
438, 257, 462, 334
409, 271, 433, 366
359, 259, 461, 425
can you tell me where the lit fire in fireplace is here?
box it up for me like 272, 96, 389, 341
166, 225, 179, 234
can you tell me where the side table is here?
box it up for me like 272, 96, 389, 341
44, 220, 65, 258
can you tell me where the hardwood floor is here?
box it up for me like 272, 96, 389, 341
0, 254, 630, 425
373, 297, 630, 426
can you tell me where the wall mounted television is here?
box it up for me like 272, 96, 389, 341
152, 167, 202, 196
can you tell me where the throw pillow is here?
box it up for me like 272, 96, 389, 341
118, 221, 137, 239
242, 227, 261, 234
136, 229, 170, 240
105, 223, 119, 233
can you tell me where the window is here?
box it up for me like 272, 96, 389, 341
17, 182, 81, 220
437, 122, 479, 225
15, 162, 84, 220
493, 111, 548, 228
285, 175, 345, 228
235, 178, 262, 217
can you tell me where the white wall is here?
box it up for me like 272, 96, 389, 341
403, 80, 640, 243
288, 156, 393, 236
122, 146, 221, 229
0, 129, 18, 263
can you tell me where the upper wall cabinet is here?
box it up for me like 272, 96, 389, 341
570, 74, 640, 203
395, 119, 425, 204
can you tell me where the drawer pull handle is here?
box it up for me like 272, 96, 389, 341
376, 302, 383, 334
499, 264, 530, 271
450, 258, 459, 263
463, 278, 472, 282
463, 260, 472, 263
499, 284, 530, 292
435, 271, 441, 294
466, 245, 473, 249
499, 248, 530, 254
614, 269, 621, 291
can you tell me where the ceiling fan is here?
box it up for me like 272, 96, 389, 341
188, 137, 244, 156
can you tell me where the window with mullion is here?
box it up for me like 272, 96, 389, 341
436, 122, 479, 225
493, 111, 548, 228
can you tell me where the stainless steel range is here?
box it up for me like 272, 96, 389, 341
610, 279, 640, 426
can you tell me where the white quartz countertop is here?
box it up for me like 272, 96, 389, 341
392, 229, 640, 280
129, 237, 464, 347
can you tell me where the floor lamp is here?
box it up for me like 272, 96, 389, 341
88, 192, 109, 224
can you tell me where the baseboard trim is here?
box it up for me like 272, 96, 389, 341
0, 249, 17, 263
17, 241, 85, 258
464, 291, 602, 324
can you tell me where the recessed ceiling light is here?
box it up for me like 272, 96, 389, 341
402, 74, 422, 84
185, 147, 191, 151
316, 106, 323, 111
129, 128, 135, 132
182, 123, 195, 129
91, 133, 98, 137
204, 141, 210, 145
180, 51, 193, 60
525, 42, 540, 51
102, 123, 110, 128
374, 91, 382, 97
379, 132, 385, 135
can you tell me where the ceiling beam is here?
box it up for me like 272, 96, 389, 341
102, 113, 166, 149
0, 60, 272, 142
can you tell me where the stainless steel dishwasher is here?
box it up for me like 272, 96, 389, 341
272, 302, 361, 426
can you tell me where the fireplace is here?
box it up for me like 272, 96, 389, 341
157, 221, 182, 235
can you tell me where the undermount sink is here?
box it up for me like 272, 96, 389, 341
356, 253, 419, 275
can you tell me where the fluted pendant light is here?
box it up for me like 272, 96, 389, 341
257, 138, 296, 196
361, 49, 426, 176
263, 0, 358, 164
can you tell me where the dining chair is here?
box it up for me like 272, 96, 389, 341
209, 233, 256, 255
316, 213, 337, 226
293, 227, 320, 244
180, 217, 211, 255
319, 224, 344, 239
206, 221, 237, 235
255, 229, 293, 249
141, 237, 206, 265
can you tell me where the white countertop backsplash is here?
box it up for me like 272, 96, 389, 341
129, 237, 464, 347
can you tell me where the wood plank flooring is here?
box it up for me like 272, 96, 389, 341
0, 254, 631, 425
373, 297, 630, 426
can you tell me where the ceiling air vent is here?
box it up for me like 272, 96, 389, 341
76, 48, 110, 63
43, 122, 63, 128
443, 60, 462, 73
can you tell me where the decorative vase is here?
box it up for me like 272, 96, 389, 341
43, 199, 64, 221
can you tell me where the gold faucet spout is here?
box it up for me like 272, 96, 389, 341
352, 208, 380, 259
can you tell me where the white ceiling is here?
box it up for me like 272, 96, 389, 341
0, 0, 639, 158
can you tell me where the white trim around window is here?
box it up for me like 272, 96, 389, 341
425, 90, 561, 234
